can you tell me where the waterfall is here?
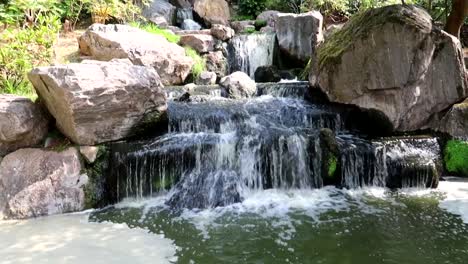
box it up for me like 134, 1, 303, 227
227, 33, 276, 78
106, 82, 442, 209
176, 8, 193, 25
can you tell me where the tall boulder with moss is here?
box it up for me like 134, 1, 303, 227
78, 24, 194, 85
432, 99, 468, 139
310, 5, 467, 132
28, 60, 167, 145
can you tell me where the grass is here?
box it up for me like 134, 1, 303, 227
185, 47, 206, 79
129, 22, 181, 43
54, 30, 84, 64
444, 140, 468, 176
327, 155, 338, 178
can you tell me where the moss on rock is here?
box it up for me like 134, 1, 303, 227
82, 145, 109, 209
317, 5, 431, 70
444, 140, 468, 177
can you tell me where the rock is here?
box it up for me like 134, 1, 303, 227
170, 0, 191, 8
257, 10, 279, 28
0, 95, 49, 156
175, 29, 212, 35
231, 20, 255, 33
260, 26, 275, 33
203, 51, 228, 78
150, 16, 169, 28
28, 60, 167, 145
78, 24, 194, 85
143, 0, 176, 26
254, 65, 281, 83
194, 0, 230, 26
311, 5, 467, 132
432, 99, 468, 139
196, 71, 217, 85
0, 148, 87, 219
279, 70, 296, 80
80, 146, 100, 163
276, 11, 323, 62
324, 23, 344, 39
179, 34, 214, 53
319, 128, 340, 186
211, 24, 235, 41
181, 19, 202, 30
220, 71, 256, 99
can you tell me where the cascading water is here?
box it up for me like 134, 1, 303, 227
105, 82, 442, 210
227, 33, 276, 78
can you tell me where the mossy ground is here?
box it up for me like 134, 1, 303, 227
444, 140, 468, 176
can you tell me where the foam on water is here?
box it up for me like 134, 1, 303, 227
0, 212, 177, 264
438, 179, 468, 224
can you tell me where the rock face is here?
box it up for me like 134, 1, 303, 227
143, 0, 176, 26
204, 51, 228, 78
432, 99, 468, 139
0, 95, 49, 156
78, 24, 194, 85
257, 10, 279, 28
310, 5, 467, 132
179, 34, 215, 53
194, 0, 230, 26
211, 24, 235, 41
254, 65, 282, 83
28, 60, 167, 145
231, 20, 255, 33
0, 148, 87, 219
220, 71, 256, 99
196, 71, 217, 85
276, 11, 323, 62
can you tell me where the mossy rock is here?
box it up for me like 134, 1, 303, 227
444, 140, 468, 177
82, 145, 110, 209
317, 5, 431, 70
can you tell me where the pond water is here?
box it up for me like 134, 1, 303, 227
2, 180, 467, 264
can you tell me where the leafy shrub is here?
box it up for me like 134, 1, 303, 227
254, 19, 267, 28
0, 1, 62, 98
444, 140, 468, 176
185, 47, 206, 79
239, 0, 267, 18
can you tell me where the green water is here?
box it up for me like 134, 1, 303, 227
90, 185, 468, 264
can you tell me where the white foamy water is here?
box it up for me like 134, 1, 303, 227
0, 212, 177, 264
438, 179, 468, 224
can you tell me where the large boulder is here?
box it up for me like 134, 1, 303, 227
310, 5, 467, 132
0, 148, 87, 219
204, 51, 228, 78
432, 99, 468, 139
195, 71, 217, 85
276, 11, 323, 63
231, 20, 255, 33
179, 34, 215, 53
78, 24, 194, 85
220, 71, 256, 99
257, 10, 280, 28
0, 95, 49, 156
28, 60, 167, 145
194, 0, 230, 26
211, 24, 235, 41
254, 65, 282, 83
143, 0, 176, 26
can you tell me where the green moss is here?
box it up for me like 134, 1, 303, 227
82, 145, 109, 209
129, 22, 181, 43
254, 19, 267, 29
185, 47, 206, 79
300, 59, 311, 81
444, 140, 468, 176
318, 5, 429, 70
327, 155, 338, 178
243, 27, 257, 34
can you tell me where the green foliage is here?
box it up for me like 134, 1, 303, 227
327, 155, 337, 178
444, 140, 468, 176
59, 0, 91, 30
0, 3, 61, 98
130, 21, 181, 43
185, 47, 206, 79
239, 0, 267, 17
300, 59, 311, 80
89, 0, 147, 24
254, 19, 267, 28
243, 27, 257, 34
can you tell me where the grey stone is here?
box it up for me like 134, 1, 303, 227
194, 0, 230, 26
220, 71, 256, 99
143, 0, 176, 26
28, 60, 167, 145
179, 34, 215, 53
0, 95, 49, 156
211, 24, 235, 41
